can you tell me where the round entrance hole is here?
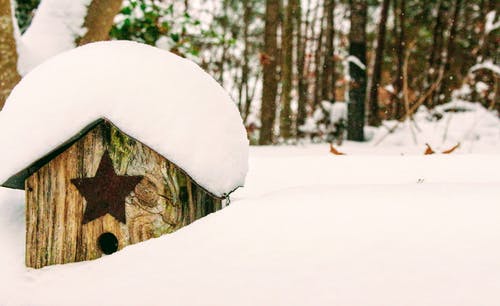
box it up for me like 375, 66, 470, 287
98, 232, 119, 255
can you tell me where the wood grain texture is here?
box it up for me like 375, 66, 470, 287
0, 0, 22, 109
26, 120, 222, 268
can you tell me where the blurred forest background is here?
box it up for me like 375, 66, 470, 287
1, 0, 499, 145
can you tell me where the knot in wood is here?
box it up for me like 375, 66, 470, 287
134, 175, 162, 208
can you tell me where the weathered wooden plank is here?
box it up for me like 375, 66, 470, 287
25, 120, 222, 268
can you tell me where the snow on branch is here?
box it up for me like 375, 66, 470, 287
17, 0, 92, 75
347, 55, 366, 70
485, 11, 500, 34
470, 60, 500, 76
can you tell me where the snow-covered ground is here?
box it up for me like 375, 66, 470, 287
1, 140, 500, 305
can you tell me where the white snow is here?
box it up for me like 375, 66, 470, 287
17, 0, 92, 74
346, 55, 366, 70
384, 84, 394, 93
300, 101, 347, 138
470, 59, 500, 76
452, 83, 472, 98
329, 101, 347, 123
475, 81, 489, 93
485, 10, 499, 34
0, 41, 249, 197
1, 141, 500, 305
298, 117, 317, 133
155, 35, 172, 50
372, 100, 500, 151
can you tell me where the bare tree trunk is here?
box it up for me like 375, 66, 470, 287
367, 0, 389, 126
304, 0, 319, 108
425, 0, 447, 108
393, 0, 406, 120
322, 0, 335, 102
445, 0, 462, 71
259, 0, 280, 145
76, 0, 123, 46
347, 0, 367, 141
481, 0, 499, 61
239, 0, 251, 118
313, 12, 325, 107
295, 0, 308, 137
436, 0, 462, 102
280, 0, 295, 140
217, 0, 230, 85
0, 0, 21, 109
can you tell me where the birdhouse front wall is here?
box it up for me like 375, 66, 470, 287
25, 121, 222, 269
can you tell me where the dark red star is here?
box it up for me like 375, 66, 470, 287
71, 151, 143, 224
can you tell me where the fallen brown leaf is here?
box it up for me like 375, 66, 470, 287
442, 142, 460, 154
424, 143, 435, 155
330, 143, 346, 155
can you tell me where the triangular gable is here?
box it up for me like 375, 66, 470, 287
1, 118, 224, 200
2, 118, 105, 189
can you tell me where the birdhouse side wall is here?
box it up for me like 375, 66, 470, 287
25, 121, 222, 268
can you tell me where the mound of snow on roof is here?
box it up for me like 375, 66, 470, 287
0, 41, 248, 197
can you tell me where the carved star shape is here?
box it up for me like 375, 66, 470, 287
71, 151, 143, 224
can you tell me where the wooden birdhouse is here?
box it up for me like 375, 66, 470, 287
4, 119, 226, 268
0, 41, 248, 269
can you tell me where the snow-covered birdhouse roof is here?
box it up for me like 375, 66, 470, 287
0, 41, 249, 197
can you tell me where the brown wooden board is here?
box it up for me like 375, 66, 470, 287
25, 120, 222, 268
